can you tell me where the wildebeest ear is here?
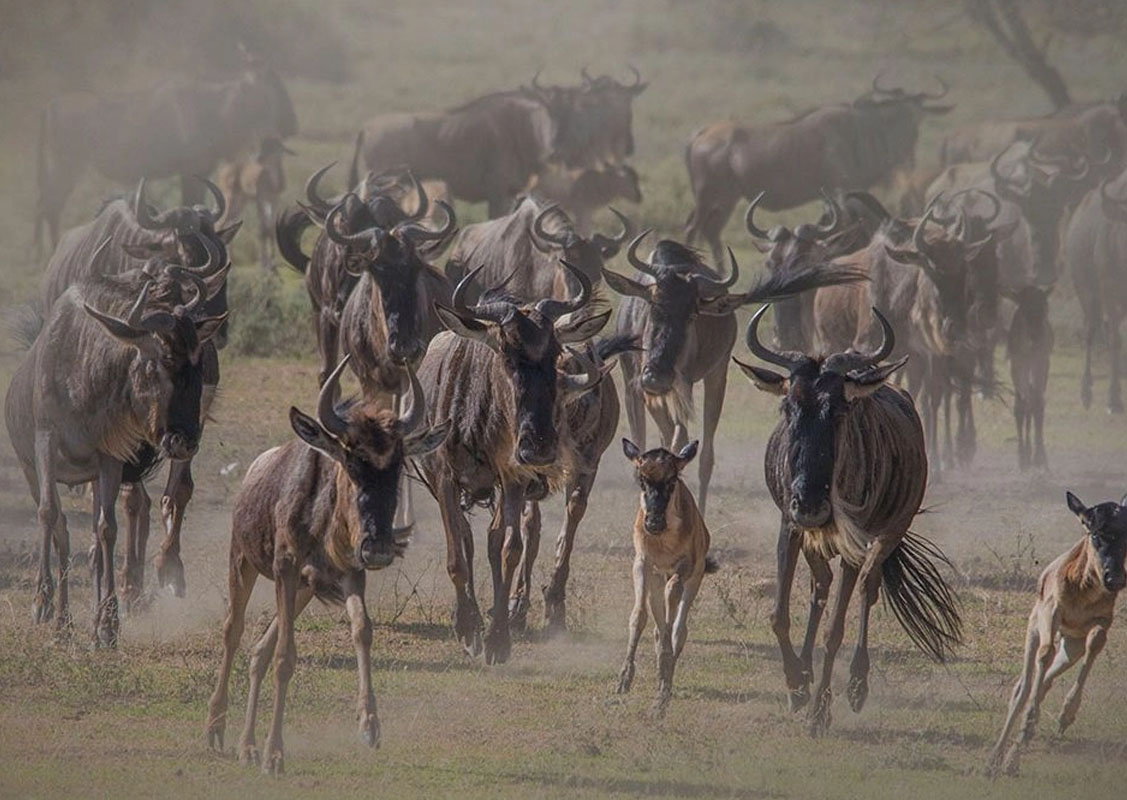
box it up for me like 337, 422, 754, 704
289, 406, 345, 462
677, 440, 699, 465
122, 242, 164, 259
602, 268, 651, 299
699, 292, 747, 317
733, 357, 787, 395
217, 220, 243, 244
195, 313, 229, 344
556, 308, 612, 343
622, 437, 641, 462
405, 419, 451, 457
843, 355, 909, 401
1066, 491, 1087, 519
433, 303, 501, 352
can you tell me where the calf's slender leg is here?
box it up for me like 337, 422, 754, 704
261, 556, 299, 775
617, 555, 648, 694
988, 611, 1040, 775
206, 555, 257, 752
1056, 626, 1107, 734
343, 570, 380, 748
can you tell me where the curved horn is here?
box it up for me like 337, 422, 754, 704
126, 281, 153, 328
531, 69, 546, 92
397, 365, 425, 435
133, 179, 171, 231
580, 66, 594, 86
532, 204, 571, 248
693, 247, 739, 294
396, 199, 456, 243
167, 267, 208, 313
917, 74, 949, 100
194, 175, 226, 223
967, 188, 1001, 226
744, 191, 773, 241
317, 355, 351, 438
744, 304, 804, 371
404, 171, 428, 222
560, 345, 602, 396
305, 162, 337, 216
990, 146, 1030, 203
911, 194, 943, 265
184, 231, 228, 279
824, 307, 896, 374
625, 64, 643, 90
1100, 176, 1127, 223
538, 259, 592, 320
326, 198, 378, 249
872, 71, 901, 96
814, 188, 841, 236
453, 264, 519, 323
626, 228, 659, 277
600, 206, 632, 247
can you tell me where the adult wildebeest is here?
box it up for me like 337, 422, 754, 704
216, 137, 293, 272
684, 78, 952, 263
35, 51, 296, 251
565, 66, 647, 166
988, 492, 1127, 777
39, 181, 233, 600
606, 233, 865, 515
526, 163, 642, 236
205, 357, 448, 774
1005, 285, 1053, 469
1066, 171, 1127, 413
418, 262, 610, 664
734, 305, 962, 736
5, 269, 227, 646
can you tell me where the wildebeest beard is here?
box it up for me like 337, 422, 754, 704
782, 364, 842, 529
1081, 502, 1127, 591
501, 314, 563, 467
349, 455, 404, 549
641, 276, 699, 395
160, 320, 206, 460
372, 249, 426, 365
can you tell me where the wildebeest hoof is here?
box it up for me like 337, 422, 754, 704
847, 675, 869, 713
53, 611, 74, 642
32, 582, 54, 624
454, 603, 484, 657
157, 553, 186, 598
807, 689, 832, 737
95, 597, 120, 649
239, 744, 260, 767
206, 727, 224, 752
651, 693, 670, 719
787, 683, 810, 713
360, 713, 381, 748
508, 595, 530, 634
1108, 399, 1124, 415
262, 750, 283, 776
484, 626, 511, 665
616, 664, 635, 694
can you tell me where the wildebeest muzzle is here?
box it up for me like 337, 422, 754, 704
358, 535, 396, 569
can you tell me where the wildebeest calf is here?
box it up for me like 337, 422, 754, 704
615, 438, 717, 716
988, 491, 1127, 777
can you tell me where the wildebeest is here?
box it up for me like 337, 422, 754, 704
735, 305, 962, 735
35, 50, 296, 251
417, 262, 610, 663
1066, 171, 1127, 413
684, 78, 953, 263
526, 163, 642, 236
565, 66, 647, 166
39, 182, 234, 599
606, 233, 865, 515
1005, 285, 1053, 469
216, 137, 293, 272
204, 357, 449, 774
987, 491, 1127, 777
5, 269, 227, 646
615, 438, 717, 716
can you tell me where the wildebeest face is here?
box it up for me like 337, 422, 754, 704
1067, 492, 1127, 592
639, 273, 700, 395
369, 233, 429, 366
623, 438, 697, 533
499, 311, 565, 467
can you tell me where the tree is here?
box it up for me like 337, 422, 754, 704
965, 0, 1071, 110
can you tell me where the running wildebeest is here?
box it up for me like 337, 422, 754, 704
988, 491, 1127, 777
417, 262, 610, 664
204, 357, 449, 775
5, 268, 227, 646
216, 136, 293, 272
35, 48, 296, 251
615, 438, 718, 716
39, 182, 233, 600
735, 304, 962, 736
1005, 284, 1054, 469
684, 77, 952, 263
606, 232, 866, 515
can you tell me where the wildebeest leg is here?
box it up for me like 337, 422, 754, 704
654, 572, 683, 717
1081, 316, 1096, 409
93, 457, 124, 648
1108, 319, 1123, 413
393, 392, 415, 534
809, 561, 859, 737
508, 499, 541, 634
798, 550, 833, 694
261, 555, 299, 775
343, 570, 380, 748
1031, 384, 1047, 468
1013, 388, 1029, 470
955, 375, 976, 466
620, 356, 647, 448
256, 194, 275, 273
206, 554, 257, 753
616, 555, 649, 694
988, 609, 1041, 776
1014, 606, 1059, 750
670, 571, 701, 661
436, 478, 482, 657
32, 431, 67, 628
702, 193, 738, 266
156, 459, 192, 597
647, 396, 677, 448
698, 363, 727, 516
120, 482, 151, 612
772, 519, 809, 710
1056, 626, 1106, 735
543, 469, 597, 633
237, 587, 313, 767
941, 379, 955, 470
848, 539, 898, 713
486, 481, 524, 664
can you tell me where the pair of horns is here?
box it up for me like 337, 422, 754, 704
315, 354, 425, 439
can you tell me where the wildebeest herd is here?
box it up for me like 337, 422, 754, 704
6, 57, 1127, 781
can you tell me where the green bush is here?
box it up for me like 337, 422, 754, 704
224, 267, 315, 358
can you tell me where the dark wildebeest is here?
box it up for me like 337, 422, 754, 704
1005, 285, 1054, 469
566, 66, 647, 166
35, 50, 296, 251
684, 78, 953, 263
606, 233, 865, 515
5, 270, 227, 646
526, 163, 642, 236
39, 181, 233, 599
204, 356, 448, 774
988, 491, 1127, 777
418, 262, 611, 664
216, 137, 293, 272
1066, 170, 1127, 413
735, 305, 962, 736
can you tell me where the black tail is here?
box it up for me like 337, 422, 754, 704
348, 129, 364, 192
744, 262, 869, 305
275, 205, 312, 274
704, 554, 720, 574
34, 108, 48, 254
8, 305, 44, 349
594, 332, 643, 362
881, 532, 963, 663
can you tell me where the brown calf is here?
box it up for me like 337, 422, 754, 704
988, 491, 1127, 777
615, 439, 717, 716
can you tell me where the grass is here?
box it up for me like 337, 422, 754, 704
3, 1, 1127, 798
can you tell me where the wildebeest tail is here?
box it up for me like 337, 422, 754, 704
594, 332, 643, 362
881, 531, 963, 663
275, 205, 312, 273
33, 108, 48, 251
704, 554, 720, 574
8, 305, 44, 349
348, 129, 364, 193
743, 262, 868, 304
